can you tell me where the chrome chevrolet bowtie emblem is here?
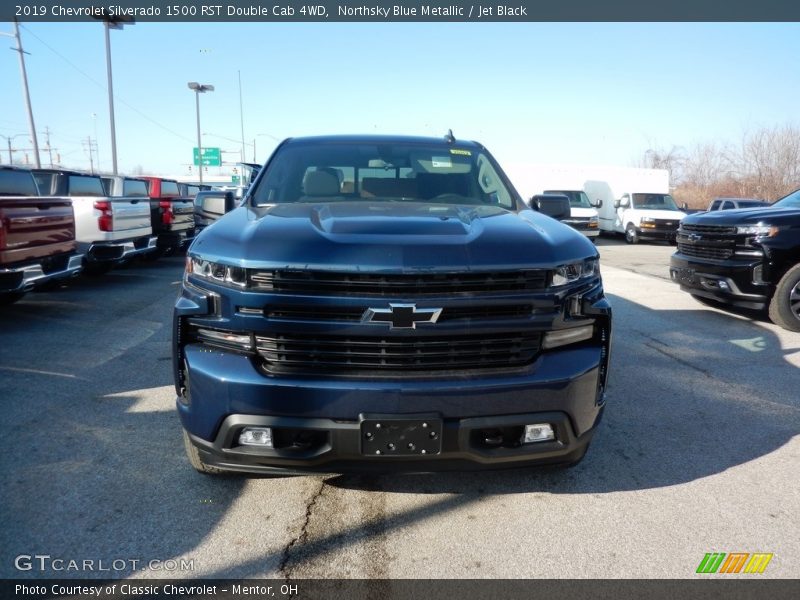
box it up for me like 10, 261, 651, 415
362, 304, 442, 329
688, 233, 702, 242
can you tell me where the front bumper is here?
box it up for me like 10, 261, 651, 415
0, 253, 83, 293
185, 410, 596, 474
637, 226, 677, 241
177, 341, 607, 473
81, 236, 157, 263
669, 253, 769, 310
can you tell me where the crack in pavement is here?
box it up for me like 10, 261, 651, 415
278, 477, 328, 580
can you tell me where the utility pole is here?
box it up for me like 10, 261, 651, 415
1, 22, 41, 168
42, 126, 53, 167
84, 137, 95, 173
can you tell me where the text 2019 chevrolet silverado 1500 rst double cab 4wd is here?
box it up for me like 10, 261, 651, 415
0, 166, 82, 304
33, 169, 155, 272
671, 188, 800, 331
173, 135, 612, 475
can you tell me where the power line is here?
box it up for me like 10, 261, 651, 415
20, 24, 196, 145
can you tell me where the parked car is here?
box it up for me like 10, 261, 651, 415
141, 177, 196, 254
671, 188, 800, 331
707, 197, 770, 211
0, 166, 82, 304
173, 134, 612, 475
193, 190, 237, 233
542, 189, 600, 240
31, 169, 154, 273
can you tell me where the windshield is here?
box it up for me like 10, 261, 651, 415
251, 141, 518, 210
631, 193, 679, 210
545, 190, 591, 208
773, 189, 800, 209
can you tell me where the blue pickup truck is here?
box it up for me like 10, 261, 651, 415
172, 134, 612, 475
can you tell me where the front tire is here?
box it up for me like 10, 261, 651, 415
183, 430, 224, 475
625, 224, 639, 244
768, 264, 800, 332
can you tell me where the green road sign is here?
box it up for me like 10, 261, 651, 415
231, 175, 241, 185
193, 147, 221, 167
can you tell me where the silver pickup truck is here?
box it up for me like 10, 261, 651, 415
32, 170, 156, 271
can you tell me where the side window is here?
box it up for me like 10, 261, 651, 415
710, 200, 721, 210
721, 201, 734, 210
123, 179, 149, 197
475, 154, 513, 209
68, 175, 105, 197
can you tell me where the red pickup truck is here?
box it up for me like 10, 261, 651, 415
0, 166, 82, 305
141, 177, 195, 254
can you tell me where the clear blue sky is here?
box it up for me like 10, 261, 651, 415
1, 22, 798, 176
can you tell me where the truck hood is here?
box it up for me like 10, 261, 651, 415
683, 206, 800, 227
190, 201, 596, 271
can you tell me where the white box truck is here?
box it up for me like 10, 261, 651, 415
584, 167, 687, 244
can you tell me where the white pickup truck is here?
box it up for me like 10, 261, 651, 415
32, 170, 156, 271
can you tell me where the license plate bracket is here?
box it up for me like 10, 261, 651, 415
360, 416, 443, 456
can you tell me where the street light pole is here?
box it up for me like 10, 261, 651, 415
188, 82, 214, 185
95, 15, 134, 175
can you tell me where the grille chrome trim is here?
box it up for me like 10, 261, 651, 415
248, 269, 548, 295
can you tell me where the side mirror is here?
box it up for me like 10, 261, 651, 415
613, 199, 620, 209
531, 194, 571, 220
593, 199, 603, 209
615, 196, 630, 209
681, 202, 688, 211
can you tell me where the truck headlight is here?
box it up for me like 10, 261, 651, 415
552, 258, 599, 287
735, 225, 779, 237
640, 217, 655, 223
186, 255, 247, 287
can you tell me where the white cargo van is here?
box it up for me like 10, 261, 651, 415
585, 170, 687, 244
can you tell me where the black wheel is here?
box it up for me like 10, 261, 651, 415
768, 263, 800, 332
0, 292, 26, 306
625, 224, 639, 244
183, 430, 224, 475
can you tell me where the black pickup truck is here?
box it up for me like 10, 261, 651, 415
670, 188, 800, 331
173, 134, 612, 475
0, 166, 82, 304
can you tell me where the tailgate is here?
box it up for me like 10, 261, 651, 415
0, 197, 75, 266
169, 198, 195, 232
111, 197, 152, 232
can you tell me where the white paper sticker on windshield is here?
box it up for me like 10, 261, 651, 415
431, 156, 452, 168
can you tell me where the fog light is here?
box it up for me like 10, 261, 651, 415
718, 280, 730, 291
522, 424, 555, 444
239, 427, 273, 447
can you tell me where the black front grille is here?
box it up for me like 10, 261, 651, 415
677, 243, 734, 260
681, 223, 737, 235
255, 332, 543, 374
262, 304, 537, 322
653, 219, 679, 229
249, 269, 548, 296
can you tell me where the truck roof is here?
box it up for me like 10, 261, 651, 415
283, 134, 484, 149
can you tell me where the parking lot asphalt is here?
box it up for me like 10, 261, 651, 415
0, 248, 798, 579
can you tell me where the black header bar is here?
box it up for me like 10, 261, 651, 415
4, 0, 800, 23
